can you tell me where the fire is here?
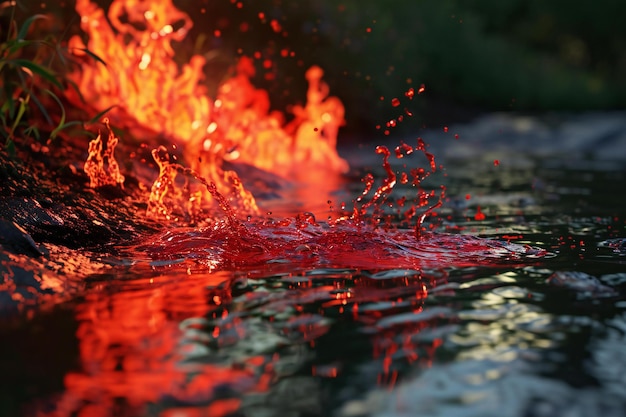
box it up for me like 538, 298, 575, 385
84, 118, 125, 188
68, 0, 205, 142
146, 146, 259, 221
69, 0, 348, 219
146, 146, 180, 220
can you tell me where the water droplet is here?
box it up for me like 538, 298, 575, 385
474, 206, 486, 221
295, 212, 317, 229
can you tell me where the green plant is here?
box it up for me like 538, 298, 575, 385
0, 2, 108, 150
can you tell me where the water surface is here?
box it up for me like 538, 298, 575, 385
1, 114, 625, 417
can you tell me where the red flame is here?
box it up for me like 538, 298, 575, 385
84, 118, 125, 188
69, 0, 348, 220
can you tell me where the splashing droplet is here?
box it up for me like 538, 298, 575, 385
474, 206, 486, 221
295, 212, 318, 229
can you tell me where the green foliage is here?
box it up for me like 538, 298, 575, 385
320, 0, 626, 112
0, 2, 107, 150
193, 0, 626, 129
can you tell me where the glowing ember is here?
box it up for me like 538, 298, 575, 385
474, 206, 486, 221
83, 118, 125, 188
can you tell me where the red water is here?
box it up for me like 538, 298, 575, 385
131, 136, 544, 274
132, 215, 545, 276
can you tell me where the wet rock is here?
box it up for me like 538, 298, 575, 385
547, 271, 618, 298
425, 111, 626, 162
598, 238, 626, 254
0, 197, 64, 228
0, 291, 18, 316
0, 218, 43, 257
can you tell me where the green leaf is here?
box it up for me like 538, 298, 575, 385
46, 89, 83, 141
0, 96, 11, 114
88, 105, 117, 124
53, 42, 68, 67
7, 39, 38, 56
65, 78, 86, 103
23, 125, 41, 141
2, 93, 16, 119
5, 137, 17, 159
9, 95, 28, 138
77, 48, 107, 66
46, 89, 65, 126
13, 59, 62, 89
29, 88, 53, 125
17, 14, 49, 42
50, 120, 82, 140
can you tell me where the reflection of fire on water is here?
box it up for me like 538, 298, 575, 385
26, 266, 441, 416
43, 272, 276, 417
69, 0, 348, 219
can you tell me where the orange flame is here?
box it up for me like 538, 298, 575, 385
69, 0, 208, 145
69, 0, 348, 217
84, 118, 125, 188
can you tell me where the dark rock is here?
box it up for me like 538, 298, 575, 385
0, 219, 43, 257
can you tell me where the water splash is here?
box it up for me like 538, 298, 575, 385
354, 138, 445, 238
146, 146, 257, 224
134, 218, 546, 275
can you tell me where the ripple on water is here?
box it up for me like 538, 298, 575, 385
341, 360, 626, 417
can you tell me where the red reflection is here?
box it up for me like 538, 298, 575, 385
323, 273, 442, 388
36, 272, 274, 417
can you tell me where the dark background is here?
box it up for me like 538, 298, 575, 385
18, 0, 626, 137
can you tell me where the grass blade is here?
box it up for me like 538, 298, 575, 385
9, 95, 28, 138
13, 59, 63, 89
17, 14, 48, 42
76, 47, 107, 66
29, 88, 53, 125
88, 105, 117, 124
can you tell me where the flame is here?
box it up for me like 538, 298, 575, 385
68, 0, 206, 144
145, 146, 259, 221
84, 118, 125, 188
146, 146, 179, 220
69, 0, 348, 219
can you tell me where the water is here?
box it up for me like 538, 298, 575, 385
1, 115, 626, 417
